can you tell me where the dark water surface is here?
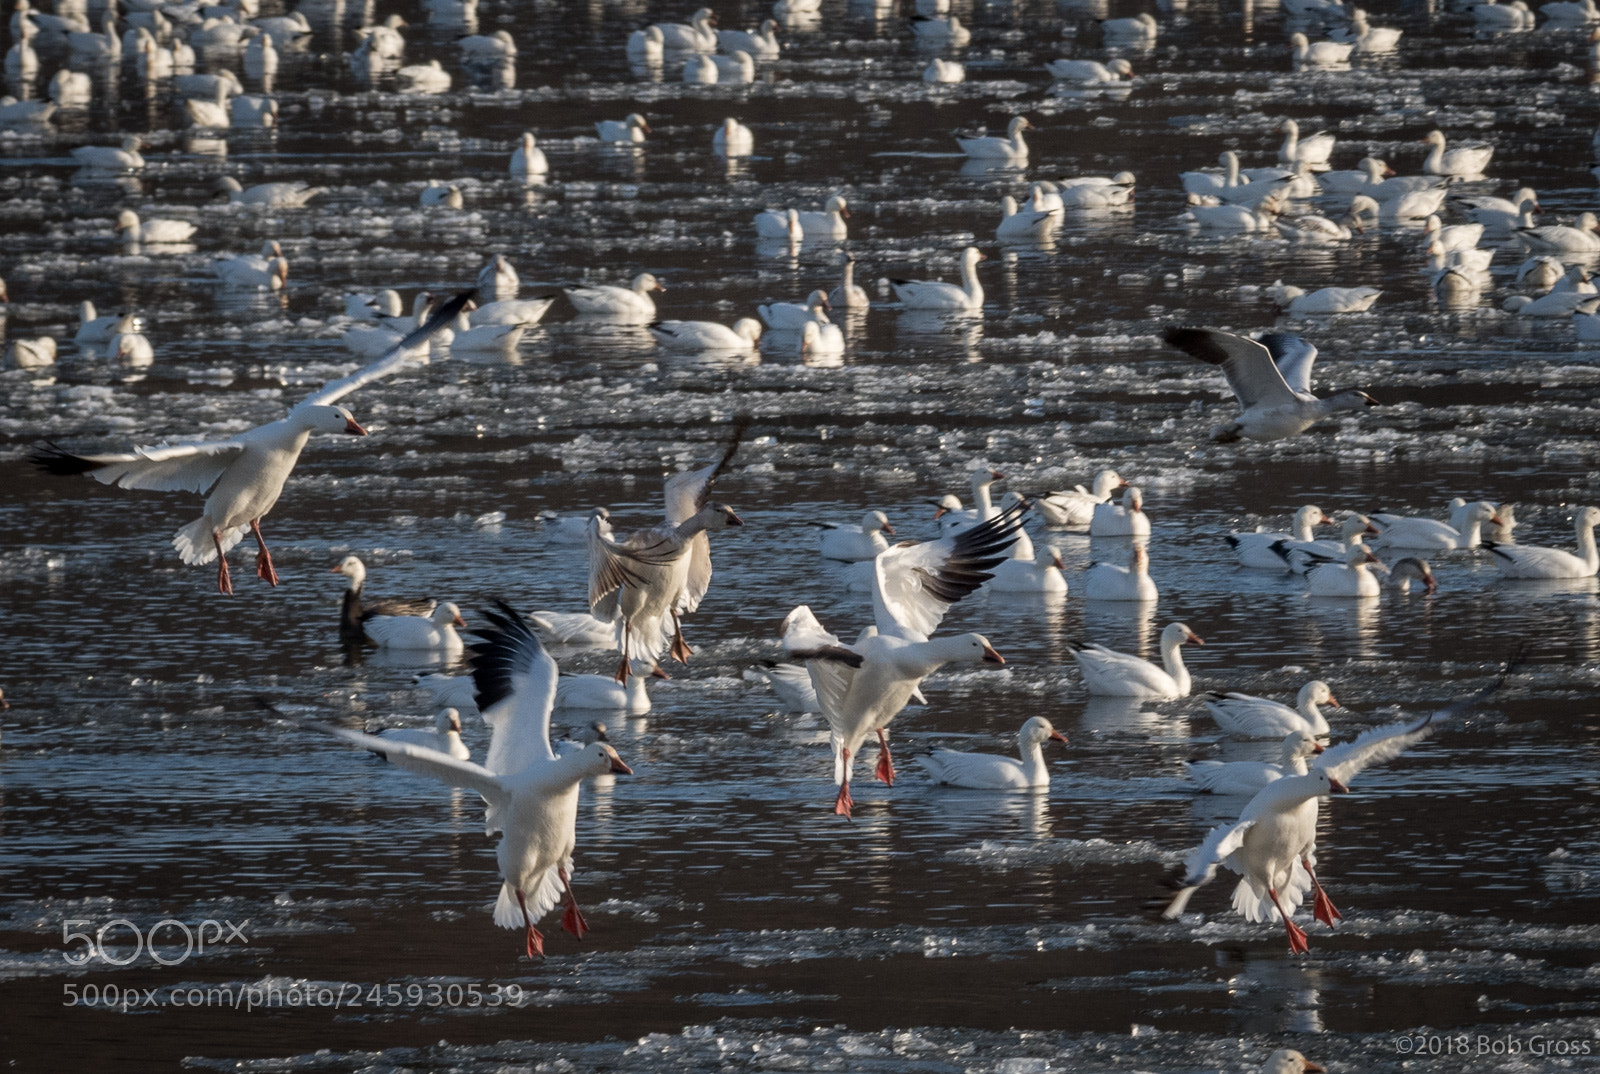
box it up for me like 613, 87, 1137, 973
2, 0, 1599, 1069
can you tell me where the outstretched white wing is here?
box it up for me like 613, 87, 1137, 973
663, 418, 748, 612
780, 605, 862, 723
299, 290, 473, 407
320, 722, 508, 803
1162, 819, 1256, 920
1163, 327, 1299, 409
33, 439, 246, 495
1258, 332, 1318, 398
468, 601, 560, 777
872, 500, 1027, 640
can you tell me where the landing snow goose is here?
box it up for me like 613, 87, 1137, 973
1517, 212, 1600, 254
1162, 326, 1377, 443
588, 423, 747, 676
1206, 681, 1339, 738
1084, 542, 1159, 601
713, 117, 754, 156
719, 18, 780, 56
987, 544, 1068, 593
564, 272, 664, 322
365, 601, 467, 656
1068, 621, 1202, 698
375, 708, 470, 760
1370, 500, 1500, 550
320, 603, 632, 957
554, 663, 667, 714
1486, 505, 1600, 578
995, 195, 1061, 241
958, 117, 1031, 163
1277, 120, 1335, 168
782, 502, 1025, 817
759, 289, 831, 329
216, 176, 326, 208
331, 555, 435, 647
114, 209, 196, 245
891, 246, 985, 311
654, 8, 717, 51
1089, 485, 1151, 537
528, 609, 619, 649
510, 132, 548, 179
911, 14, 970, 45
1226, 505, 1334, 569
1305, 543, 1384, 597
1290, 32, 1351, 67
596, 113, 650, 143
1422, 130, 1493, 177
815, 509, 896, 562
1186, 730, 1323, 795
1269, 283, 1382, 315
1035, 469, 1125, 526
1102, 12, 1158, 41
72, 136, 145, 171
923, 58, 965, 82
922, 717, 1068, 790
30, 294, 469, 595
1045, 57, 1133, 82
649, 318, 762, 352
828, 258, 871, 309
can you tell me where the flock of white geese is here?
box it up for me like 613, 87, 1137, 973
3, 0, 1590, 1064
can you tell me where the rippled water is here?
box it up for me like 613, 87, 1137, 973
3, 0, 1599, 1069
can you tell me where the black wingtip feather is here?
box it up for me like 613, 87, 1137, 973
30, 442, 100, 477
468, 599, 547, 713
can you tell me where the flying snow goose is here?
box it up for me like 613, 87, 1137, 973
957, 116, 1031, 162
1067, 621, 1203, 698
1034, 469, 1125, 526
1227, 505, 1334, 569
1486, 506, 1600, 578
1162, 326, 1377, 443
1206, 681, 1339, 738
564, 272, 664, 322
744, 661, 820, 713
1185, 730, 1323, 796
891, 246, 985, 311
921, 716, 1067, 790
31, 295, 469, 595
815, 509, 896, 562
331, 555, 435, 647
1084, 542, 1158, 601
1421, 130, 1493, 178
320, 602, 632, 957
365, 601, 467, 656
782, 503, 1025, 817
1089, 485, 1151, 537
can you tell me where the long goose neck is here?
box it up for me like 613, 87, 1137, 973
1292, 514, 1317, 542
1424, 138, 1444, 173
961, 253, 983, 301
1160, 637, 1190, 693
1578, 516, 1599, 570
1018, 733, 1048, 781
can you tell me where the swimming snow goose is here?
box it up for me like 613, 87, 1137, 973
653, 8, 717, 51
988, 544, 1068, 593
815, 509, 896, 562
1277, 120, 1334, 168
115, 209, 197, 244
891, 246, 985, 311
829, 258, 871, 309
216, 176, 327, 209
1268, 283, 1382, 315
1486, 506, 1600, 578
759, 289, 831, 329
1162, 326, 1377, 443
649, 318, 762, 352
320, 602, 632, 957
331, 554, 435, 647
718, 18, 780, 56
923, 58, 965, 82
1185, 730, 1324, 796
1261, 1051, 1327, 1074
1305, 543, 1385, 597
1422, 130, 1493, 178
1206, 681, 1339, 739
957, 116, 1031, 162
565, 272, 664, 323
596, 113, 650, 143
1289, 32, 1352, 67
1089, 485, 1151, 536
1084, 542, 1159, 601
782, 501, 1025, 817
1045, 57, 1132, 82
32, 294, 469, 595
713, 117, 754, 156
1227, 505, 1334, 569
1067, 621, 1203, 698
510, 132, 548, 179
554, 662, 668, 714
1370, 501, 1500, 550
365, 601, 467, 657
1034, 469, 1125, 526
931, 468, 1004, 533
375, 708, 470, 760
921, 716, 1068, 789
1270, 512, 1379, 572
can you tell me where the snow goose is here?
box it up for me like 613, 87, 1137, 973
589, 424, 747, 676
1330, 8, 1401, 51
331, 554, 435, 647
554, 663, 667, 714
649, 318, 762, 352
931, 468, 1004, 533
911, 14, 970, 45
114, 209, 196, 245
829, 258, 870, 309
1261, 1053, 1327, 1074
1476, 0, 1538, 27
815, 510, 896, 561
477, 254, 519, 299
72, 136, 145, 172
365, 601, 466, 657
1180, 195, 1282, 231
1276, 210, 1358, 242
396, 58, 451, 93
1305, 544, 1384, 597
1289, 32, 1352, 67
922, 717, 1068, 790
1425, 239, 1493, 277
1502, 291, 1600, 317
216, 176, 326, 208
795, 194, 850, 240
1483, 505, 1518, 544
654, 8, 717, 52
510, 132, 548, 180
49, 69, 93, 107
1159, 769, 1347, 953
596, 113, 650, 143
75, 301, 134, 345
230, 95, 277, 128
1541, 0, 1600, 20
1348, 189, 1447, 224
923, 58, 965, 82
775, 0, 823, 15
1277, 120, 1335, 168
1068, 621, 1203, 698
66, 15, 119, 60
460, 29, 516, 61
7, 336, 56, 369
1451, 187, 1540, 234
213, 247, 288, 290
1163, 326, 1377, 442
1271, 513, 1379, 573
528, 609, 618, 649
1370, 500, 1500, 550
321, 603, 632, 956
1045, 57, 1133, 82
564, 272, 664, 322
1206, 681, 1338, 739
31, 296, 468, 595
995, 194, 1061, 241
1381, 557, 1437, 593
470, 296, 556, 328
988, 544, 1067, 592
0, 96, 54, 126
375, 708, 470, 760
1517, 212, 1600, 254
1101, 12, 1158, 42
251, 11, 311, 46
243, 30, 277, 79
108, 328, 154, 366
626, 25, 664, 61
1422, 130, 1493, 178
957, 116, 1031, 162
1318, 156, 1392, 196
1486, 506, 1600, 578
1186, 730, 1323, 795
682, 53, 718, 82
713, 117, 754, 156
1084, 542, 1158, 601
1269, 282, 1382, 315
719, 18, 780, 56
760, 290, 832, 330
745, 661, 819, 712
782, 502, 1025, 816
754, 207, 804, 242
891, 246, 985, 311
1035, 469, 1125, 526
1227, 505, 1334, 569
799, 320, 846, 358
1090, 485, 1151, 537
1053, 177, 1136, 210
